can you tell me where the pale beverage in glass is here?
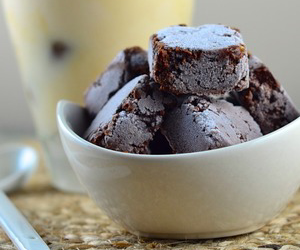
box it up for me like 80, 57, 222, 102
2, 0, 194, 192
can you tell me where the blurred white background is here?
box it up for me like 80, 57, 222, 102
1, 0, 300, 135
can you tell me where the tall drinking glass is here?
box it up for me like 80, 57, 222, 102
2, 0, 194, 192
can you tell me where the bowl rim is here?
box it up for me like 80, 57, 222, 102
57, 99, 300, 160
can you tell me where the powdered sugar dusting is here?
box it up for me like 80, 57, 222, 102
156, 24, 244, 50
161, 96, 262, 153
84, 75, 145, 138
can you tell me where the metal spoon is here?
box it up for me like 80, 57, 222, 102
0, 143, 50, 250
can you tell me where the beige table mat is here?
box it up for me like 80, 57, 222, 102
0, 146, 299, 250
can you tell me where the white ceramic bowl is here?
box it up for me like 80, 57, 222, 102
57, 100, 300, 239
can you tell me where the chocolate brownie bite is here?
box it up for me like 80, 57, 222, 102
84, 46, 149, 117
85, 75, 175, 154
161, 96, 262, 153
149, 24, 249, 95
233, 55, 299, 134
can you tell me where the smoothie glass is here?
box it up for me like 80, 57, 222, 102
2, 0, 194, 192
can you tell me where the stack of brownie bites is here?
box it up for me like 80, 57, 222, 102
84, 24, 299, 154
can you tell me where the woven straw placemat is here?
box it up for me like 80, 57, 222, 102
0, 147, 299, 250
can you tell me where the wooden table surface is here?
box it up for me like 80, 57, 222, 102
0, 142, 299, 250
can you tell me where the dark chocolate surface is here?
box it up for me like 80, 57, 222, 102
234, 55, 299, 134
84, 46, 149, 117
149, 24, 249, 95
85, 75, 176, 154
161, 96, 262, 153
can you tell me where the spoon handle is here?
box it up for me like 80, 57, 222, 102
0, 191, 50, 250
